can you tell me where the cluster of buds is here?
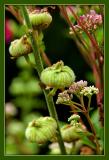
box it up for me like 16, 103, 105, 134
80, 85, 99, 97
56, 80, 99, 105
68, 80, 99, 97
68, 80, 87, 95
70, 10, 103, 34
68, 114, 80, 123
56, 90, 72, 104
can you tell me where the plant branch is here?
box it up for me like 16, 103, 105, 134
40, 48, 52, 66
6, 5, 23, 24
59, 6, 89, 52
71, 101, 84, 109
87, 96, 91, 112
68, 6, 103, 58
83, 113, 101, 154
79, 96, 101, 154
70, 103, 83, 112
59, 6, 101, 77
20, 5, 66, 154
60, 5, 103, 126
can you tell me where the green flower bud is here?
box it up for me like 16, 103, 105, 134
61, 115, 85, 142
40, 61, 75, 89
9, 35, 32, 58
28, 10, 52, 30
61, 124, 84, 142
25, 117, 57, 144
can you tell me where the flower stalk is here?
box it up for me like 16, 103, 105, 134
59, 6, 104, 126
68, 6, 103, 57
83, 112, 101, 154
20, 5, 66, 154
56, 81, 101, 154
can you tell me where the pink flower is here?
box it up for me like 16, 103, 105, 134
68, 80, 88, 94
79, 10, 103, 31
5, 19, 13, 44
70, 10, 103, 34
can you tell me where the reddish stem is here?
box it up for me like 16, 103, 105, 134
59, 6, 92, 66
91, 49, 104, 126
68, 6, 103, 58
59, 6, 101, 78
60, 5, 104, 126
6, 6, 23, 24
40, 49, 52, 67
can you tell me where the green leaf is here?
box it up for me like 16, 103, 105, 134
91, 109, 104, 150
81, 136, 96, 149
77, 131, 96, 149
91, 109, 104, 138
95, 26, 103, 45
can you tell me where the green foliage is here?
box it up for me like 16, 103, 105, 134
91, 109, 104, 147
9, 19, 27, 38
79, 133, 96, 149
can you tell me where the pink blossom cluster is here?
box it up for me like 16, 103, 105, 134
70, 10, 102, 34
79, 10, 102, 31
56, 91, 71, 104
68, 80, 87, 94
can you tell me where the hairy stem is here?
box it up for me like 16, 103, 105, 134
20, 5, 66, 154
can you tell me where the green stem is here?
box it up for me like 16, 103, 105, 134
59, 101, 83, 112
87, 96, 91, 112
71, 101, 83, 108
79, 96, 87, 112
20, 5, 66, 154
24, 55, 37, 69
70, 102, 83, 112
48, 87, 57, 96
